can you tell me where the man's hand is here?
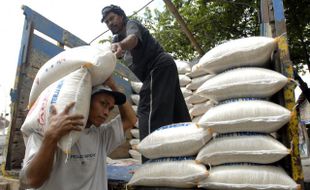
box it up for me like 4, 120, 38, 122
111, 42, 124, 59
20, 102, 85, 189
104, 76, 116, 89
45, 102, 84, 142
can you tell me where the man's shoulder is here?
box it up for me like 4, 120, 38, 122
126, 19, 146, 30
99, 115, 122, 131
127, 19, 142, 26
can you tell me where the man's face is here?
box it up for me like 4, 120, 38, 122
103, 12, 124, 34
88, 93, 115, 127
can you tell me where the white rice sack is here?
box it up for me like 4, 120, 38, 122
21, 67, 92, 153
128, 157, 208, 188
196, 132, 290, 165
196, 36, 277, 74
29, 45, 115, 108
299, 99, 310, 125
132, 105, 138, 113
129, 149, 142, 161
198, 99, 291, 133
186, 74, 214, 91
130, 81, 143, 94
181, 87, 192, 98
175, 60, 191, 74
134, 120, 139, 128
179, 74, 192, 87
131, 94, 140, 105
130, 128, 140, 139
192, 115, 202, 123
187, 64, 209, 78
129, 139, 140, 146
189, 101, 214, 117
198, 164, 299, 190
187, 103, 193, 110
185, 93, 208, 104
135, 122, 212, 159
197, 67, 288, 101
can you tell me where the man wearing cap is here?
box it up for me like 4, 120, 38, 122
20, 77, 137, 190
101, 5, 191, 149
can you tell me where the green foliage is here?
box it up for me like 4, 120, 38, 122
99, 0, 309, 72
138, 0, 259, 61
284, 0, 310, 72
134, 0, 309, 72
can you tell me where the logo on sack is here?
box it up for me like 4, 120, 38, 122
56, 58, 66, 65
51, 80, 64, 105
38, 96, 49, 126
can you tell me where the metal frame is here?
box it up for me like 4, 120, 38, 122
260, 0, 304, 188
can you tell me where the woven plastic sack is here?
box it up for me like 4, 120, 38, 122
21, 67, 92, 153
175, 60, 191, 74
192, 115, 202, 123
179, 74, 192, 87
132, 105, 138, 113
187, 64, 209, 78
187, 103, 193, 110
129, 139, 140, 146
198, 99, 291, 133
198, 164, 299, 190
189, 101, 214, 117
135, 122, 212, 159
131, 94, 140, 105
128, 157, 208, 188
196, 132, 290, 165
129, 149, 142, 161
130, 81, 143, 94
299, 99, 310, 125
193, 36, 277, 74
185, 93, 208, 104
181, 87, 193, 98
29, 45, 115, 108
130, 128, 140, 139
197, 67, 288, 101
186, 74, 214, 91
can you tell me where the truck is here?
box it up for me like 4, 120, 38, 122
1, 0, 308, 189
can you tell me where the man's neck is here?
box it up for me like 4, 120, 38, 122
117, 21, 127, 38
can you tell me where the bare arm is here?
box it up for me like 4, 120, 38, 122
104, 77, 137, 131
112, 34, 138, 58
20, 102, 84, 188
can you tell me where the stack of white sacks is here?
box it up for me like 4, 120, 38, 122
129, 81, 142, 162
128, 36, 300, 190
127, 59, 212, 163
20, 44, 116, 154
178, 60, 215, 122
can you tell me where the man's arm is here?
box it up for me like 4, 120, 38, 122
104, 77, 137, 131
20, 102, 84, 188
112, 34, 138, 58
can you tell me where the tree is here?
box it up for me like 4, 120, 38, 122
284, 0, 310, 73
135, 0, 309, 72
138, 0, 259, 61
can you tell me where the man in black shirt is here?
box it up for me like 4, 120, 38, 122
101, 5, 191, 152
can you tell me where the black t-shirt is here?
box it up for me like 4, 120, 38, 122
113, 20, 172, 82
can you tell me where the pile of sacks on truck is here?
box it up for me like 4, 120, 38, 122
20, 35, 300, 189
127, 36, 300, 190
